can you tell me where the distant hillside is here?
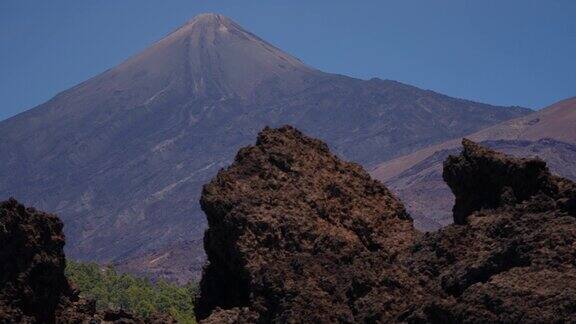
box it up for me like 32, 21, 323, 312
372, 97, 576, 230
114, 240, 204, 285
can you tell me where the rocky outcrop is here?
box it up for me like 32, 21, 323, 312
197, 127, 576, 323
0, 198, 174, 323
196, 126, 423, 322
443, 138, 573, 224
0, 198, 85, 323
407, 139, 576, 322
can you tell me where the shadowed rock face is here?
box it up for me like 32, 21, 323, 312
0, 198, 174, 323
196, 126, 423, 322
197, 127, 576, 323
407, 139, 576, 322
443, 139, 562, 224
0, 198, 75, 323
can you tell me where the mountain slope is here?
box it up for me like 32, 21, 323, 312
0, 13, 529, 277
371, 97, 576, 230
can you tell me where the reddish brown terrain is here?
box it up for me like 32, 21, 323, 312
197, 127, 576, 322
197, 126, 420, 322
372, 97, 576, 230
0, 13, 529, 281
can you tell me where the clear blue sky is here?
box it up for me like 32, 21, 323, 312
1, 0, 575, 120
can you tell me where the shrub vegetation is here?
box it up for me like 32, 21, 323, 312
66, 260, 196, 323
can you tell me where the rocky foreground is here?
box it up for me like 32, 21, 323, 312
197, 126, 576, 323
2, 125, 575, 323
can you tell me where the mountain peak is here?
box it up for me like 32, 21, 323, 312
187, 13, 231, 26
114, 12, 317, 100
175, 12, 241, 38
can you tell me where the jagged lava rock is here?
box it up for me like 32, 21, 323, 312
0, 198, 174, 323
197, 129, 576, 323
443, 138, 573, 224
197, 126, 423, 322
406, 139, 576, 322
0, 198, 84, 323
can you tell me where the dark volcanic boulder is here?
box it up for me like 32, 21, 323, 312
443, 138, 572, 224
0, 198, 84, 323
196, 126, 423, 322
0, 198, 174, 323
407, 139, 576, 322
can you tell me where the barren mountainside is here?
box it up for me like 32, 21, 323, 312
372, 97, 576, 230
0, 13, 530, 280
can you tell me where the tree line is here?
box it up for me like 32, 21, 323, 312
66, 260, 197, 323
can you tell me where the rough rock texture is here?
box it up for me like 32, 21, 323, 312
407, 139, 576, 322
196, 126, 424, 322
197, 128, 576, 323
0, 198, 174, 323
444, 139, 566, 224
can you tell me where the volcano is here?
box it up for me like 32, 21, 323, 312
0, 13, 530, 281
